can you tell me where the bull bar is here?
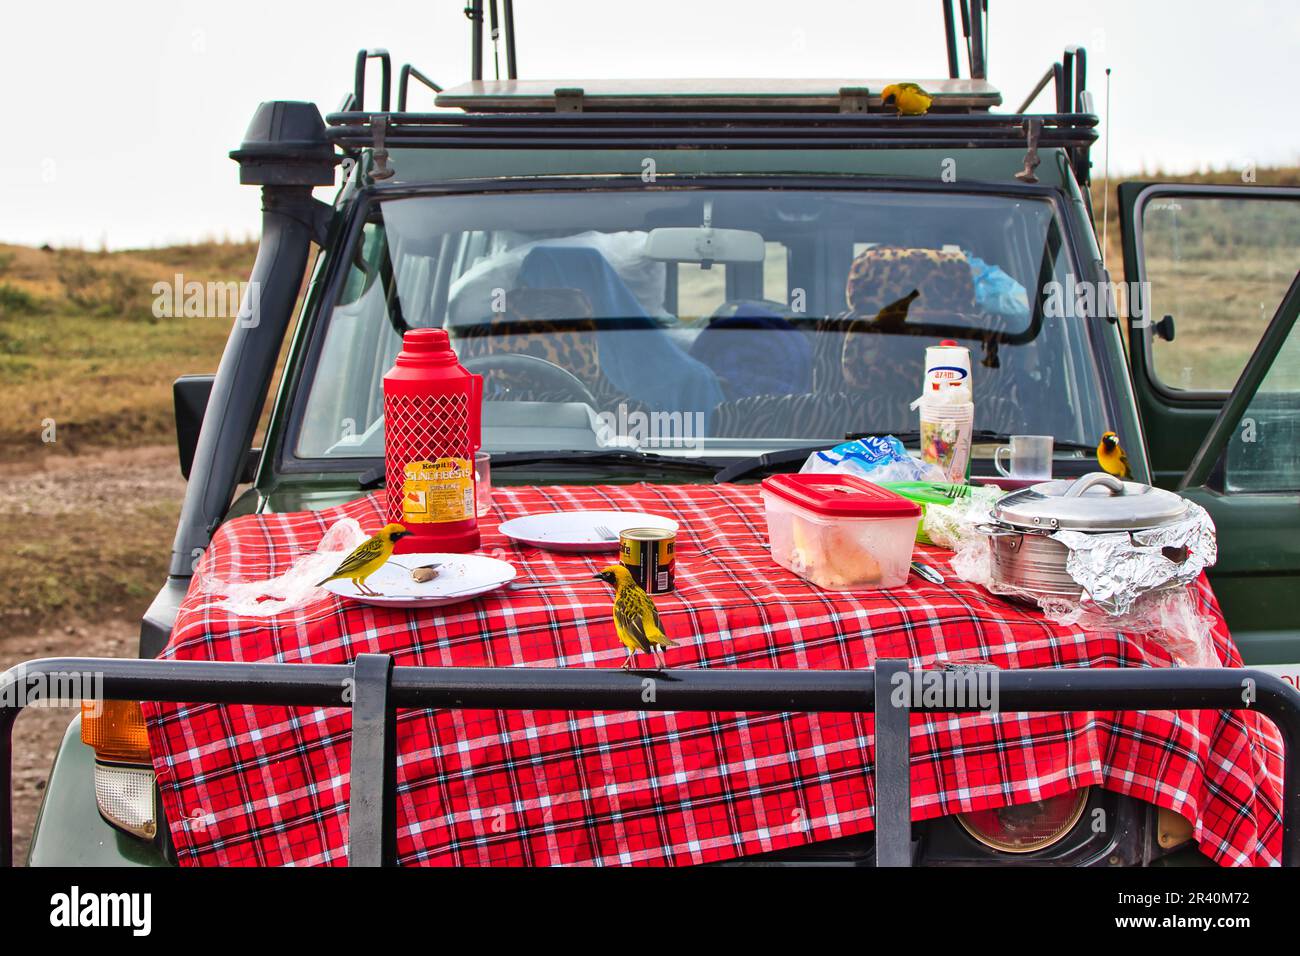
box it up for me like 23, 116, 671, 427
2, 656, 1297, 867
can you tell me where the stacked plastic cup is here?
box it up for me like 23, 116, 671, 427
914, 341, 974, 483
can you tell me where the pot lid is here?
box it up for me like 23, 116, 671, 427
990, 472, 1190, 532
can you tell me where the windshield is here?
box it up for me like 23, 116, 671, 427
293, 187, 1107, 461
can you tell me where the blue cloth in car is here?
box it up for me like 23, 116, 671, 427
689, 305, 812, 399
517, 246, 725, 419
967, 254, 1030, 320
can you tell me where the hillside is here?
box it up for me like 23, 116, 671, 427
0, 241, 261, 462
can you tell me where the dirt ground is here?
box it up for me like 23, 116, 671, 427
0, 445, 184, 862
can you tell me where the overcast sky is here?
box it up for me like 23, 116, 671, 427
2, 0, 1296, 249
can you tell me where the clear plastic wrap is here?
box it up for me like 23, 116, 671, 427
950, 501, 1221, 667
192, 518, 368, 617
922, 484, 1004, 551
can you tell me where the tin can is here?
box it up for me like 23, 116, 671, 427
620, 527, 675, 594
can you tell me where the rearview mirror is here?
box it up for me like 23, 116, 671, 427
644, 227, 765, 266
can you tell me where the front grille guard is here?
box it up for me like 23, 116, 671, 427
2, 656, 1297, 867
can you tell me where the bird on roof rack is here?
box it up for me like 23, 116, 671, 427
881, 83, 933, 116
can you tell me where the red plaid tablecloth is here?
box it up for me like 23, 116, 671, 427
142, 484, 1284, 867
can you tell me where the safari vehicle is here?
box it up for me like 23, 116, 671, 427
9, 2, 1300, 868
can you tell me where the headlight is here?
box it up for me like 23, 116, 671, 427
956, 788, 1089, 854
81, 700, 156, 840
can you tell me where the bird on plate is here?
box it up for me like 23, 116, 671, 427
881, 83, 934, 116
594, 564, 675, 670
1096, 431, 1133, 480
317, 523, 411, 596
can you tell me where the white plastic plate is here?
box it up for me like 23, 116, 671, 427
321, 552, 516, 609
497, 510, 678, 552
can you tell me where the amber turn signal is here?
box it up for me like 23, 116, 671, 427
81, 699, 151, 763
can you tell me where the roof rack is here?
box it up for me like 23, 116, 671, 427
324, 109, 1095, 152
326, 1, 1099, 188
466, 0, 518, 81
433, 78, 1003, 114
942, 0, 987, 80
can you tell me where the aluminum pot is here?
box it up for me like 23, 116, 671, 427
982, 472, 1192, 604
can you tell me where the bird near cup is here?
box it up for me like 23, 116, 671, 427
594, 564, 675, 670
1096, 431, 1132, 480
317, 523, 411, 596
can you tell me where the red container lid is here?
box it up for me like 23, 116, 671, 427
761, 473, 922, 518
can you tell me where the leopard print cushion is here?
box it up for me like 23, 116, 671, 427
841, 310, 947, 391
844, 246, 976, 315
825, 248, 981, 393
455, 287, 625, 403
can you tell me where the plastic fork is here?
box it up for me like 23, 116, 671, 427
593, 524, 619, 541
509, 580, 592, 591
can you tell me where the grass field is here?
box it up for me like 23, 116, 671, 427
0, 241, 260, 462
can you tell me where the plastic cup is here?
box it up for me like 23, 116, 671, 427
475, 451, 492, 517
994, 435, 1054, 480
919, 401, 974, 483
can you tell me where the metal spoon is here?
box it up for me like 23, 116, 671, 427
910, 562, 945, 585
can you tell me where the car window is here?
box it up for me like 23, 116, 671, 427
293, 188, 1109, 460
763, 241, 789, 304
1224, 312, 1300, 493
675, 262, 727, 322
1141, 194, 1300, 392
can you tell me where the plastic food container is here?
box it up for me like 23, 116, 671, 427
760, 474, 922, 591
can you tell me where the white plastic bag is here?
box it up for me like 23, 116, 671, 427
446, 230, 669, 325
193, 518, 368, 618
802, 436, 947, 484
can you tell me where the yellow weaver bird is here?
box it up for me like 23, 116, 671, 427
1096, 431, 1133, 480
594, 565, 675, 670
317, 523, 411, 596
881, 82, 933, 116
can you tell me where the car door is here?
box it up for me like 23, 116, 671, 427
1177, 270, 1300, 666
1118, 183, 1300, 488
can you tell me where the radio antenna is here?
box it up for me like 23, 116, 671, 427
1101, 67, 1112, 267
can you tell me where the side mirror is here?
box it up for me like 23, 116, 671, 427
173, 375, 261, 483
173, 375, 214, 480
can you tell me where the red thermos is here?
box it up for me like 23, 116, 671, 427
383, 329, 483, 554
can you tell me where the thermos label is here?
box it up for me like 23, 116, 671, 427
402, 457, 474, 523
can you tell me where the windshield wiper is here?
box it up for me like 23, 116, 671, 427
714, 431, 1096, 484
490, 449, 719, 474
358, 432, 1098, 489
358, 449, 718, 488
961, 431, 1095, 453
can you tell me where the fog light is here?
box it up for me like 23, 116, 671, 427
90, 762, 157, 840
956, 787, 1089, 854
